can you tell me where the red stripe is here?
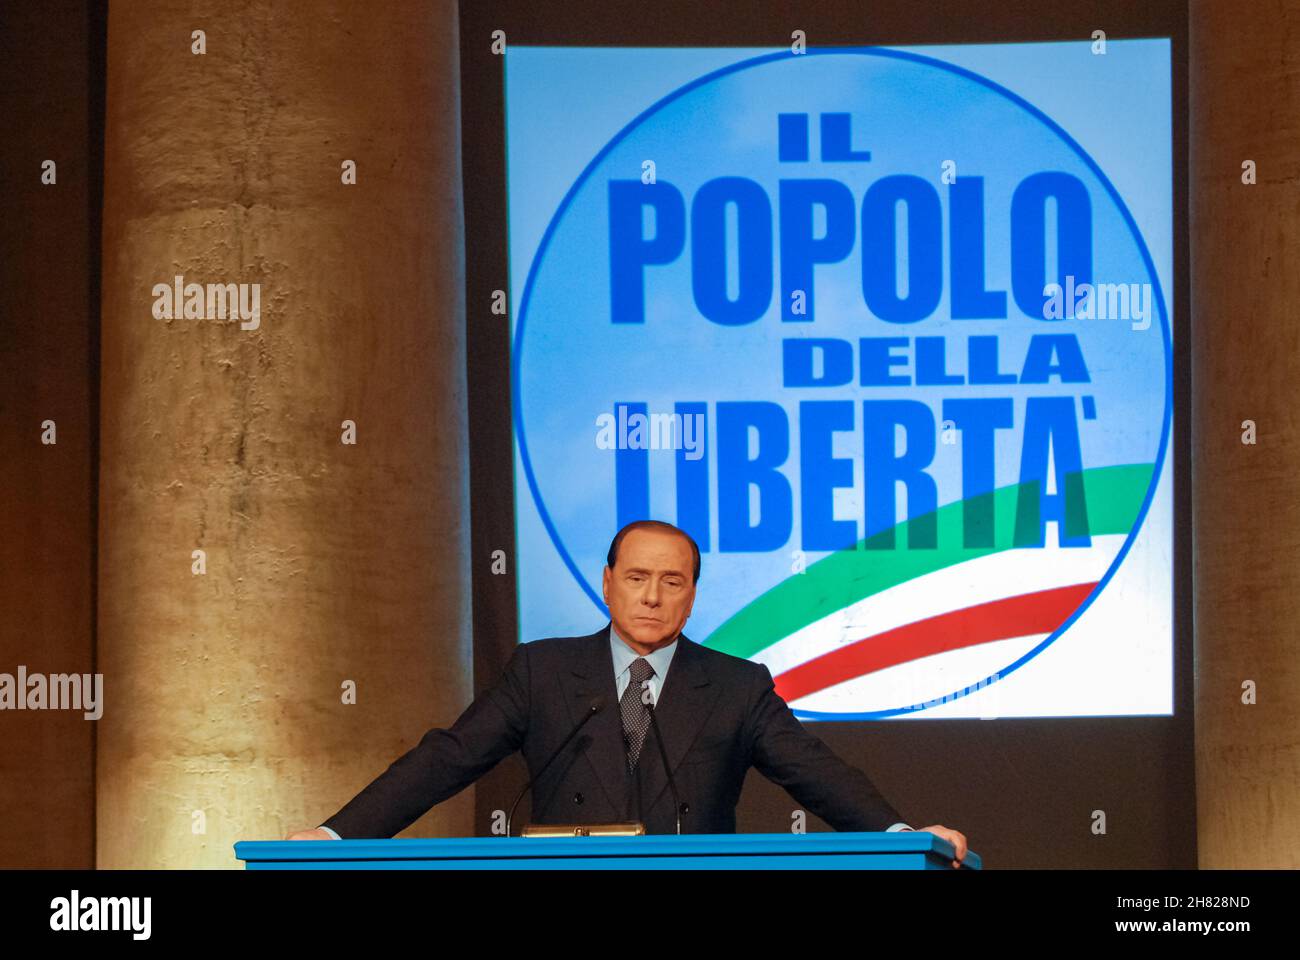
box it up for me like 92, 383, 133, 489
773, 582, 1098, 703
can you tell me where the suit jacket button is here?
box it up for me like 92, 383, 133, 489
572, 792, 584, 804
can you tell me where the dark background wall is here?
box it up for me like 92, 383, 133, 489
459, 0, 1194, 869
0, 0, 104, 869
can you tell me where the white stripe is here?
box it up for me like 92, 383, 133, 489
790, 631, 1050, 715
753, 535, 1125, 682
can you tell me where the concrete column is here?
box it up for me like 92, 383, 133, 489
97, 1, 470, 867
1191, 0, 1300, 868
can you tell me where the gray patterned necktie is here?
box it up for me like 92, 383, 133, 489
620, 657, 655, 771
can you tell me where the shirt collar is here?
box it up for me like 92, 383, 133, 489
608, 622, 678, 681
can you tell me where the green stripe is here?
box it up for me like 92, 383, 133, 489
702, 462, 1155, 658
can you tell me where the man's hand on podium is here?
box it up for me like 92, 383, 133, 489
285, 828, 334, 840
917, 825, 968, 868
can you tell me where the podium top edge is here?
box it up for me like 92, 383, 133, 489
233, 831, 981, 869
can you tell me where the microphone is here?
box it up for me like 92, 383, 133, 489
506, 698, 605, 838
646, 701, 686, 835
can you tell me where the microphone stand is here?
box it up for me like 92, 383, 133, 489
506, 699, 603, 838
646, 701, 684, 835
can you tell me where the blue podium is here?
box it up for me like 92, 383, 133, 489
235, 832, 981, 869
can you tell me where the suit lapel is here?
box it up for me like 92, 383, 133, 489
560, 624, 721, 823
561, 625, 628, 814
634, 632, 721, 821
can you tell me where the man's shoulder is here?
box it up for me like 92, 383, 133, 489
681, 634, 768, 682
517, 629, 606, 663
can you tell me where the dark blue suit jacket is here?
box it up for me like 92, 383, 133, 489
322, 624, 908, 837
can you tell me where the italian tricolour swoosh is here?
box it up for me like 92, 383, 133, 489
702, 463, 1154, 714
759, 537, 1121, 710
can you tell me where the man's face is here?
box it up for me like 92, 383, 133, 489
603, 528, 696, 654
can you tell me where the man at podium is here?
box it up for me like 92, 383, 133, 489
288, 520, 969, 867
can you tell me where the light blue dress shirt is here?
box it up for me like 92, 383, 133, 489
317, 624, 913, 837
608, 622, 677, 707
